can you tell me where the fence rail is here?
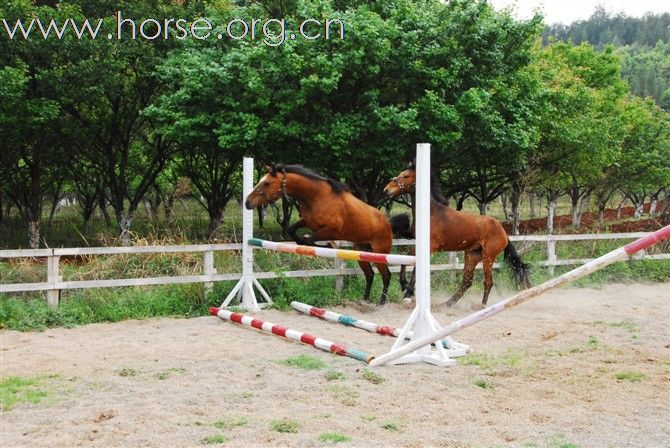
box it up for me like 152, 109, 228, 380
1, 232, 668, 306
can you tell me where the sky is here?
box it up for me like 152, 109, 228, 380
488, 0, 670, 24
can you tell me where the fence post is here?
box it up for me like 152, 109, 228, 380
547, 239, 557, 276
204, 250, 216, 296
448, 252, 458, 282
333, 242, 344, 292
46, 255, 61, 307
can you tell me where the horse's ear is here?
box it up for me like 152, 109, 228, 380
263, 164, 273, 173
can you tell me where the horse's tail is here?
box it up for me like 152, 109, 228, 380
389, 213, 413, 239
504, 240, 531, 289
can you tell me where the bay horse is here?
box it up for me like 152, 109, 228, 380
245, 164, 393, 304
384, 163, 530, 308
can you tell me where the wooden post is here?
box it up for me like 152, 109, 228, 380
547, 239, 557, 275
46, 255, 61, 307
333, 242, 344, 293
203, 250, 215, 296
448, 251, 458, 282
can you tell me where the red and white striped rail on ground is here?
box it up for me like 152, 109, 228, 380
248, 238, 415, 265
209, 307, 374, 363
370, 224, 670, 366
290, 301, 469, 355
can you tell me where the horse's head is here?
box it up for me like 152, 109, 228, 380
383, 164, 416, 198
245, 165, 287, 209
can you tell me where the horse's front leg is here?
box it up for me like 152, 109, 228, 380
296, 227, 336, 248
288, 219, 309, 245
399, 265, 408, 292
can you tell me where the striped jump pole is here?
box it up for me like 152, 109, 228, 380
248, 238, 415, 265
371, 224, 670, 366
209, 307, 374, 363
290, 301, 470, 356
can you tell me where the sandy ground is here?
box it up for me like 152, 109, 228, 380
1, 283, 669, 448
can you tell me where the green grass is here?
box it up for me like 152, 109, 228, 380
318, 432, 351, 443
380, 421, 402, 432
200, 434, 228, 444
361, 369, 385, 384
473, 378, 494, 389
325, 370, 345, 381
615, 371, 647, 383
270, 418, 300, 433
279, 355, 326, 370
0, 375, 51, 410
155, 367, 187, 380
213, 417, 248, 430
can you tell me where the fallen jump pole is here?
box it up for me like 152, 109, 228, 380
370, 224, 670, 366
290, 301, 469, 355
209, 307, 374, 363
248, 238, 415, 265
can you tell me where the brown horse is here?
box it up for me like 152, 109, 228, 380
384, 164, 530, 308
245, 164, 393, 304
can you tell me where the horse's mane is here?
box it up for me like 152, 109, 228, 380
407, 162, 449, 205
272, 164, 350, 195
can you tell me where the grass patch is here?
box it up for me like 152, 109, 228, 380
459, 348, 536, 375
318, 432, 351, 443
0, 284, 213, 332
116, 368, 139, 377
200, 434, 228, 444
325, 370, 345, 381
473, 378, 494, 389
380, 421, 402, 432
213, 417, 248, 429
155, 367, 187, 380
279, 355, 326, 370
270, 418, 300, 433
327, 384, 359, 406
615, 371, 647, 383
361, 369, 385, 384
0, 375, 51, 410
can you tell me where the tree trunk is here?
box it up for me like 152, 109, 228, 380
546, 199, 556, 234
500, 192, 509, 220
634, 200, 644, 219
616, 196, 626, 220
529, 192, 536, 219
456, 193, 467, 211
116, 211, 135, 246
28, 220, 40, 249
649, 198, 657, 218
477, 201, 487, 215
208, 208, 224, 238
164, 195, 175, 221
510, 185, 522, 236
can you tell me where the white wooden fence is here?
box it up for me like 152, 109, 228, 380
1, 232, 668, 307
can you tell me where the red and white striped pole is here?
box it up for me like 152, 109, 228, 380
371, 225, 670, 366
209, 307, 374, 363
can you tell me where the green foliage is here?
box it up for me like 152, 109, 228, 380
270, 418, 300, 433
361, 369, 385, 384
279, 355, 326, 370
0, 284, 209, 331
0, 375, 51, 410
200, 434, 228, 444
473, 378, 493, 389
615, 371, 647, 383
318, 432, 351, 443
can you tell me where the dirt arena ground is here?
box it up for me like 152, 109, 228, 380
1, 283, 668, 448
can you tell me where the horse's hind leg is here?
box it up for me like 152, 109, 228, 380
353, 243, 375, 301
481, 254, 495, 307
399, 246, 415, 293
446, 249, 481, 307
357, 261, 374, 301
404, 267, 416, 299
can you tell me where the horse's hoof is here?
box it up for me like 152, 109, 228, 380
401, 298, 415, 309
470, 302, 485, 311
